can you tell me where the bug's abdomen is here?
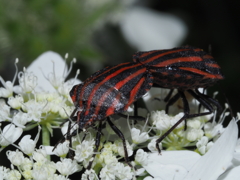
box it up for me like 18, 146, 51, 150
133, 46, 224, 90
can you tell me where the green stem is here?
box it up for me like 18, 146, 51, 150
42, 125, 50, 160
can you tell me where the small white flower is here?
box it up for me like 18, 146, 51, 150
74, 139, 95, 162
0, 166, 10, 180
57, 79, 77, 98
53, 141, 70, 157
0, 99, 11, 122
58, 103, 75, 119
135, 149, 148, 166
185, 128, 204, 142
19, 135, 36, 155
131, 127, 149, 144
20, 158, 33, 171
32, 163, 56, 180
186, 118, 202, 129
7, 149, 25, 166
148, 138, 162, 153
151, 110, 171, 131
7, 94, 24, 109
81, 169, 97, 180
196, 136, 214, 155
12, 111, 29, 128
0, 77, 14, 98
115, 162, 133, 180
23, 100, 44, 122
6, 169, 21, 180
16, 70, 38, 93
0, 124, 23, 147
98, 148, 118, 165
22, 169, 33, 180
55, 158, 81, 176
32, 149, 48, 164
100, 163, 117, 180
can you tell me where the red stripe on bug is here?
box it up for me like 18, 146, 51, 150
105, 93, 121, 116
124, 76, 146, 110
154, 56, 203, 67
93, 87, 117, 116
205, 63, 220, 68
139, 49, 188, 63
114, 68, 146, 89
71, 88, 77, 104
90, 68, 146, 117
78, 62, 130, 108
85, 63, 142, 116
179, 67, 224, 79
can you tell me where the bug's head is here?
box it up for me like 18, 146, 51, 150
69, 84, 83, 106
74, 110, 94, 130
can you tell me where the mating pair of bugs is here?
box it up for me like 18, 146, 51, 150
59, 46, 224, 169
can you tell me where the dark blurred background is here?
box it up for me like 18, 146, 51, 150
0, 0, 239, 114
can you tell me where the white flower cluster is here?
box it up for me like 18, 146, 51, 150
0, 52, 239, 180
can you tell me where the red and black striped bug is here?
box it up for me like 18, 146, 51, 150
68, 61, 154, 168
133, 46, 224, 152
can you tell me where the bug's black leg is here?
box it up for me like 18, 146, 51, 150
187, 89, 214, 117
195, 89, 223, 115
155, 90, 189, 153
164, 89, 174, 102
87, 121, 103, 170
67, 120, 75, 159
134, 101, 138, 116
106, 117, 133, 168
165, 92, 181, 114
53, 107, 79, 151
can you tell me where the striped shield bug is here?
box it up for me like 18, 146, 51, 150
67, 62, 154, 168
133, 46, 224, 152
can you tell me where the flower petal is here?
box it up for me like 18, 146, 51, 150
217, 166, 240, 180
27, 51, 67, 92
147, 150, 201, 169
184, 119, 238, 180
145, 163, 187, 180
120, 7, 187, 51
